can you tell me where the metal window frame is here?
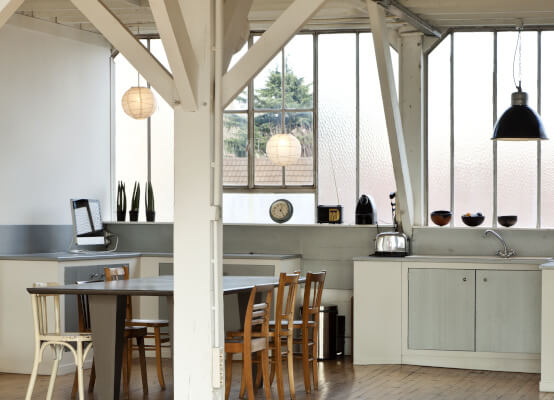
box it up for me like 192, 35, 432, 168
425, 27, 552, 228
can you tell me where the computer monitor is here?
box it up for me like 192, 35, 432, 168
70, 199, 105, 246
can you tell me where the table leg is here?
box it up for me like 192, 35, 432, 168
167, 295, 174, 399
89, 295, 127, 400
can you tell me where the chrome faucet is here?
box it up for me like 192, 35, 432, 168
484, 229, 516, 258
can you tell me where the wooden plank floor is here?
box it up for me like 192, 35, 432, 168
2, 357, 554, 400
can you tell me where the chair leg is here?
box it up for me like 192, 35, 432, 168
239, 362, 246, 399
127, 338, 133, 387
275, 338, 284, 400
45, 356, 60, 400
76, 342, 85, 400
71, 368, 78, 399
312, 326, 319, 390
255, 351, 263, 388
225, 353, 233, 400
301, 327, 311, 393
137, 336, 149, 394
122, 338, 129, 395
88, 359, 96, 393
154, 327, 166, 390
25, 347, 41, 400
243, 351, 255, 400
269, 347, 276, 386
287, 335, 296, 400
260, 349, 272, 400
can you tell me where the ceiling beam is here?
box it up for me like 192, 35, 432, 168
223, 0, 254, 71
69, 0, 177, 106
367, 0, 413, 234
150, 0, 197, 110
373, 0, 441, 37
222, 0, 328, 107
0, 0, 24, 29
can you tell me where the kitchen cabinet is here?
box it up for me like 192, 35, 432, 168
476, 270, 541, 353
408, 268, 475, 351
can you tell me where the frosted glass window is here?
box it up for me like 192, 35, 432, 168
496, 32, 538, 228
453, 32, 494, 226
318, 34, 357, 224
223, 193, 315, 224
359, 33, 396, 224
284, 35, 313, 109
115, 53, 147, 219
427, 36, 451, 223
285, 112, 313, 185
541, 32, 554, 227
254, 112, 283, 185
223, 114, 248, 186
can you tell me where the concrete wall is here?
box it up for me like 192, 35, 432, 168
0, 16, 111, 225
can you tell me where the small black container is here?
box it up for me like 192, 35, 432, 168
129, 210, 139, 222
317, 205, 343, 224
146, 211, 155, 222
116, 211, 126, 222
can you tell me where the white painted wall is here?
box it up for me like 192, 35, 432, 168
0, 16, 111, 225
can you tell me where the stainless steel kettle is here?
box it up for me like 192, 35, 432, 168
374, 232, 409, 257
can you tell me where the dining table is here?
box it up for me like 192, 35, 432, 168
27, 274, 299, 400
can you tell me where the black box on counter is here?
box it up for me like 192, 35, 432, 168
317, 205, 343, 224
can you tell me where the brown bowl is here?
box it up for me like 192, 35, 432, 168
461, 214, 485, 227
498, 215, 517, 227
431, 210, 452, 226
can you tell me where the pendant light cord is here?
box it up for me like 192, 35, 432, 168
512, 26, 523, 91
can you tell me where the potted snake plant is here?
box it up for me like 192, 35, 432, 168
145, 181, 155, 222
116, 181, 127, 221
129, 181, 140, 222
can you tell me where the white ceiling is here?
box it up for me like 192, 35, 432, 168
14, 0, 554, 36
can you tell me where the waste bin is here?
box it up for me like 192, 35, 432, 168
317, 305, 338, 360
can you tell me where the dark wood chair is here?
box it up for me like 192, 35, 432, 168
71, 279, 149, 397
225, 284, 274, 400
104, 265, 170, 390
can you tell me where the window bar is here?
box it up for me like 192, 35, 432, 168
147, 38, 152, 183
537, 30, 542, 229
355, 32, 360, 202
248, 35, 255, 189
492, 31, 498, 228
423, 49, 429, 226
449, 33, 455, 226
282, 46, 286, 187
313, 33, 319, 218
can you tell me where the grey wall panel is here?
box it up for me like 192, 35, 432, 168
0, 225, 73, 253
104, 223, 173, 252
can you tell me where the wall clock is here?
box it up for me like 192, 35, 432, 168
269, 199, 293, 223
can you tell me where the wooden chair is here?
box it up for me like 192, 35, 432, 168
70, 279, 149, 397
263, 273, 300, 400
104, 265, 170, 390
25, 282, 94, 400
225, 284, 274, 400
293, 271, 326, 393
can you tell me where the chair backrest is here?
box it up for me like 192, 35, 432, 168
75, 280, 104, 332
300, 271, 326, 325
242, 284, 274, 348
30, 282, 62, 341
273, 272, 299, 337
104, 265, 132, 319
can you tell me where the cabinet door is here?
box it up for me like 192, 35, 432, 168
409, 268, 475, 351
476, 270, 540, 353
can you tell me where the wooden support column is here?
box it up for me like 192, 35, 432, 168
399, 34, 424, 226
70, 0, 177, 106
0, 0, 23, 30
222, 0, 327, 107
367, 0, 414, 234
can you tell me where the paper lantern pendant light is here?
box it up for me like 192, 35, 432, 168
266, 133, 302, 167
121, 86, 156, 120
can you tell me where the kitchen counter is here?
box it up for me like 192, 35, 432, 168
354, 255, 551, 265
223, 253, 301, 260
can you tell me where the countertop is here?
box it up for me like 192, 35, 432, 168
0, 252, 301, 262
354, 255, 552, 265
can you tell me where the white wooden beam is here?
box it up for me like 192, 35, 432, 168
367, 0, 414, 234
223, 0, 253, 71
0, 0, 24, 29
222, 0, 327, 107
69, 0, 177, 106
150, 0, 198, 111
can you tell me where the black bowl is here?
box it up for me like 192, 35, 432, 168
430, 210, 452, 226
498, 215, 517, 227
461, 215, 485, 227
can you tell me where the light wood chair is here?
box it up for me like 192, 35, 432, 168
263, 272, 300, 400
225, 284, 274, 400
104, 265, 170, 390
70, 280, 149, 397
25, 282, 94, 400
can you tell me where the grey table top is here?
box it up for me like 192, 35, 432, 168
27, 275, 304, 296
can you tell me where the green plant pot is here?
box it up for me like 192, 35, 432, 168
146, 211, 155, 222
129, 210, 139, 222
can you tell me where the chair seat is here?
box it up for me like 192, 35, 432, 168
126, 318, 169, 328
225, 337, 267, 354
124, 326, 148, 338
40, 332, 92, 342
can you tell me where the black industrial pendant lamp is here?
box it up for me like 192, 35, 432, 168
492, 28, 547, 141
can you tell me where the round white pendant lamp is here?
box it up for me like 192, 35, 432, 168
121, 86, 157, 120
266, 133, 302, 167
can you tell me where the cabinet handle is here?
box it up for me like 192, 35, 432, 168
462, 277, 467, 282
483, 277, 488, 282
